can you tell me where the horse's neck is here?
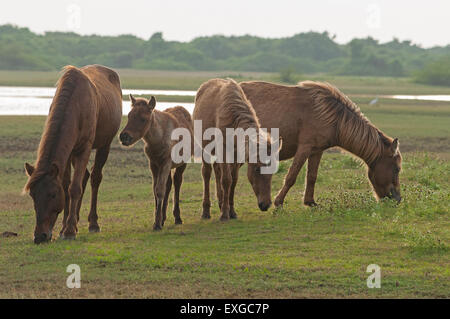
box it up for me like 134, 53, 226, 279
336, 128, 382, 166
143, 111, 164, 149
36, 121, 77, 179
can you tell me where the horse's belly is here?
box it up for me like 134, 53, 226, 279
93, 101, 122, 149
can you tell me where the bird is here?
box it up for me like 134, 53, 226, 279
369, 97, 379, 106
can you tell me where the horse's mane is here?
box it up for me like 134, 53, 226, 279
24, 65, 87, 192
299, 81, 392, 164
220, 78, 261, 130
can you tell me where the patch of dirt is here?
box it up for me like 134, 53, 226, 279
1, 231, 18, 237
399, 137, 450, 153
0, 137, 40, 153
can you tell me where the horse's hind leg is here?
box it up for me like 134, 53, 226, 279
88, 145, 110, 233
76, 169, 90, 222
161, 173, 172, 226
172, 164, 186, 224
201, 162, 212, 219
304, 151, 323, 207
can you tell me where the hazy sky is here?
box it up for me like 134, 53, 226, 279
1, 0, 449, 47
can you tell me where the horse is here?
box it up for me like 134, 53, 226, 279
119, 95, 193, 231
24, 64, 123, 244
239, 80, 402, 207
193, 78, 280, 221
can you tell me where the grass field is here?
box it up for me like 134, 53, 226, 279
0, 76, 449, 298
1, 69, 450, 95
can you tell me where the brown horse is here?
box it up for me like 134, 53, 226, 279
119, 95, 193, 230
24, 65, 122, 244
193, 78, 280, 221
239, 80, 402, 207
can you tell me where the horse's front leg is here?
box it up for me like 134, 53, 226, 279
304, 151, 323, 206
172, 164, 186, 225
219, 163, 232, 221
153, 163, 171, 231
161, 173, 172, 226
274, 146, 311, 208
60, 160, 71, 236
201, 162, 212, 219
61, 148, 92, 240
213, 162, 223, 210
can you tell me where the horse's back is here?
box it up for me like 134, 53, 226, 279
239, 81, 315, 160
81, 65, 123, 148
164, 106, 193, 134
193, 78, 243, 126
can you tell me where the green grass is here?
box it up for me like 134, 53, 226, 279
1, 69, 450, 95
0, 69, 272, 90
0, 84, 449, 298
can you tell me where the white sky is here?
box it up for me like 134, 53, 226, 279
0, 0, 449, 48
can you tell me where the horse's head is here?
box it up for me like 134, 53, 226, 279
368, 138, 402, 203
120, 94, 156, 146
247, 134, 282, 211
24, 163, 64, 244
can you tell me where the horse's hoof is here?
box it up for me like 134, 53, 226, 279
304, 200, 318, 207
230, 211, 238, 219
201, 213, 211, 219
274, 197, 284, 208
89, 225, 101, 233
220, 215, 230, 221
274, 202, 283, 209
153, 224, 163, 231
60, 233, 76, 240
174, 218, 183, 225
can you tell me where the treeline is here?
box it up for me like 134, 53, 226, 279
0, 24, 449, 82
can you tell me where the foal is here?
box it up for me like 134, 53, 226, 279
120, 95, 193, 230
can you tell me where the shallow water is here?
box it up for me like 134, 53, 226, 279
388, 95, 450, 102
0, 86, 195, 115
0, 86, 449, 115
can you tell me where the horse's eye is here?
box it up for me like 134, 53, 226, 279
255, 167, 261, 173
49, 193, 56, 199
140, 118, 146, 123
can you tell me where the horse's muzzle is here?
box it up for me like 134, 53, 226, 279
389, 188, 402, 203
119, 132, 133, 146
258, 201, 271, 211
34, 232, 52, 244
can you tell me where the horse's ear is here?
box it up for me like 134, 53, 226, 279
49, 163, 59, 178
129, 94, 136, 106
391, 138, 399, 155
148, 96, 156, 110
25, 163, 34, 176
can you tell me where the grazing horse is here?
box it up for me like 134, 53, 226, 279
119, 95, 193, 230
240, 80, 402, 207
193, 78, 280, 221
24, 64, 122, 243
